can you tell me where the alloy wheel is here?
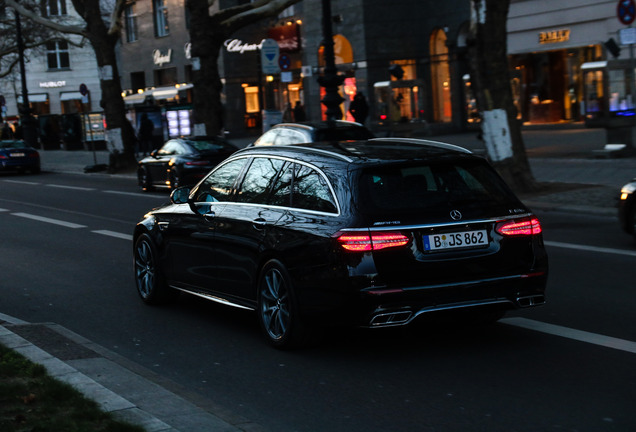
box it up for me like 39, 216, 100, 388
260, 268, 291, 341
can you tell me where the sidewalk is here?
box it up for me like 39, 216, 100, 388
4, 126, 634, 431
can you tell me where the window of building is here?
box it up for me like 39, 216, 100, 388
430, 29, 452, 123
244, 86, 260, 113
47, 40, 70, 70
41, 0, 67, 17
125, 4, 138, 43
153, 0, 169, 37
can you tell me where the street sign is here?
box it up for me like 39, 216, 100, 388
279, 54, 291, 71
260, 39, 280, 74
620, 27, 636, 44
618, 0, 636, 25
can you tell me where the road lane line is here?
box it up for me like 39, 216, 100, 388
92, 230, 133, 241
502, 317, 636, 355
544, 240, 636, 258
103, 190, 164, 198
47, 184, 95, 191
0, 208, 8, 212
12, 212, 86, 228
2, 179, 40, 185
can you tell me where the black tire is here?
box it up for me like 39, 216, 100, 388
630, 203, 636, 245
257, 259, 307, 349
133, 233, 176, 304
138, 168, 154, 192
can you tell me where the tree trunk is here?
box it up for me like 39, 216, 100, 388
72, 0, 136, 171
468, 0, 537, 192
187, 0, 225, 137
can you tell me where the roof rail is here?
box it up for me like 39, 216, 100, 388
291, 145, 355, 162
369, 137, 472, 154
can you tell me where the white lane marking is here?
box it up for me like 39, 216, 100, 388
545, 240, 636, 258
502, 317, 636, 355
47, 184, 95, 191
0, 208, 9, 212
103, 190, 163, 198
92, 230, 133, 241
2, 179, 40, 185
12, 212, 86, 228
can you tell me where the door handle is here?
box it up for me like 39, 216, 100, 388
203, 211, 216, 222
253, 217, 267, 229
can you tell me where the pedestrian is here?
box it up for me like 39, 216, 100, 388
349, 92, 369, 125
293, 101, 306, 122
282, 102, 293, 122
137, 113, 154, 157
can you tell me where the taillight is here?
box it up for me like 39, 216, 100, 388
496, 217, 542, 236
337, 232, 409, 251
185, 161, 210, 166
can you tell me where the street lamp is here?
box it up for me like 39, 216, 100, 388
317, 0, 344, 123
14, 6, 38, 148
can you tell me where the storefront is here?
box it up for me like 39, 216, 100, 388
507, 1, 618, 124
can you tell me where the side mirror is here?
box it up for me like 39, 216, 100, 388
170, 186, 191, 204
150, 149, 159, 158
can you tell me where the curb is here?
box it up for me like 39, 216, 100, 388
0, 312, 255, 432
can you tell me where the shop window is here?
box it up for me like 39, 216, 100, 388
430, 29, 452, 123
46, 40, 70, 70
244, 86, 260, 114
41, 0, 66, 17
153, 0, 169, 37
125, 4, 138, 43
390, 60, 416, 81
584, 69, 604, 119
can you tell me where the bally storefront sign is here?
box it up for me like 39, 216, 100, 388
539, 29, 570, 45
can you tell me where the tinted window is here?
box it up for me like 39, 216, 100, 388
187, 139, 234, 153
359, 160, 518, 215
292, 164, 338, 213
235, 158, 284, 204
270, 163, 293, 207
193, 158, 246, 203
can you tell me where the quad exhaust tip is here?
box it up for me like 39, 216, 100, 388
516, 295, 546, 307
369, 311, 413, 326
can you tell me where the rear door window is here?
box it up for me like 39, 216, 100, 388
235, 157, 284, 204
359, 160, 518, 215
292, 164, 338, 214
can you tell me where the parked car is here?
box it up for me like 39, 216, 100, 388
133, 138, 548, 348
137, 136, 238, 191
619, 177, 636, 243
0, 140, 40, 174
251, 120, 374, 146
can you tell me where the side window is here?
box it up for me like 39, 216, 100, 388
235, 158, 284, 204
292, 164, 338, 213
158, 141, 178, 156
193, 158, 246, 203
270, 162, 294, 207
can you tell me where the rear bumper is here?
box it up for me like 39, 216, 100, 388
359, 272, 547, 327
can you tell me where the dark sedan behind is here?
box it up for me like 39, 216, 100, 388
137, 136, 237, 191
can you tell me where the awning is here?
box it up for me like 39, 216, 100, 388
124, 93, 147, 105
60, 91, 83, 101
152, 87, 178, 100
17, 94, 48, 103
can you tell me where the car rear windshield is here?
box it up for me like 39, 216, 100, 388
0, 140, 27, 149
358, 159, 519, 215
315, 127, 374, 141
187, 139, 233, 152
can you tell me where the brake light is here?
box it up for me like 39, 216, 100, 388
496, 217, 542, 236
380, 114, 387, 120
337, 232, 409, 251
185, 161, 210, 166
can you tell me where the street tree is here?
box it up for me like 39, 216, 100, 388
467, 0, 537, 192
186, 0, 302, 137
6, 0, 136, 169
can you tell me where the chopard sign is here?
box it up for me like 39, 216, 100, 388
224, 39, 265, 54
153, 49, 173, 66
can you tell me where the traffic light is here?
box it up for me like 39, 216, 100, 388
605, 38, 621, 58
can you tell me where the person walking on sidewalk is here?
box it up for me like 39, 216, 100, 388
137, 113, 154, 157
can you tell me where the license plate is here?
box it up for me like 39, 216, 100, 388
423, 229, 488, 251
10, 153, 25, 157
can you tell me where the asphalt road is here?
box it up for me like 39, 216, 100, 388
1, 170, 635, 431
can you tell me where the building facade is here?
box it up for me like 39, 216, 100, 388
0, 0, 102, 148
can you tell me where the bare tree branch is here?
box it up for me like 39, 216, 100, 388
5, 0, 86, 35
108, 0, 127, 36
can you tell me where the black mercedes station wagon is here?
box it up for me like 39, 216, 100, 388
133, 138, 548, 348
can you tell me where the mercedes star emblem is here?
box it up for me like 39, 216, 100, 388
450, 210, 462, 221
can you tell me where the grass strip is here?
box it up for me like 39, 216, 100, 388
0, 343, 145, 432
